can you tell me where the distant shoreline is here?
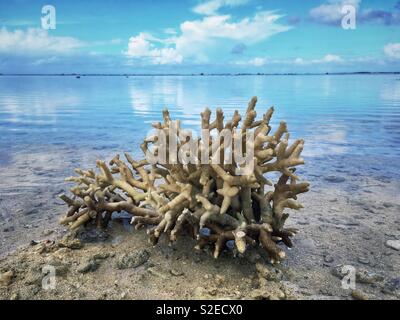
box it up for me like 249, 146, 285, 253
0, 72, 399, 77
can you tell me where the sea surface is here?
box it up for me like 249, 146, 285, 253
0, 74, 400, 190
1, 75, 400, 297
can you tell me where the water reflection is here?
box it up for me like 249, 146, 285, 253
0, 75, 399, 167
0, 94, 80, 126
129, 77, 185, 114
380, 80, 400, 103
304, 124, 349, 157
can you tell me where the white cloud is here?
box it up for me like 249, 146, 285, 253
236, 54, 344, 67
294, 57, 305, 65
249, 57, 267, 66
193, 0, 250, 16
164, 28, 177, 35
384, 43, 400, 59
125, 33, 183, 65
236, 57, 267, 66
92, 38, 123, 46
294, 54, 343, 65
125, 11, 290, 65
175, 12, 290, 63
0, 27, 84, 54
32, 56, 60, 65
0, 19, 35, 27
126, 33, 153, 57
322, 54, 343, 63
309, 0, 360, 24
178, 12, 289, 44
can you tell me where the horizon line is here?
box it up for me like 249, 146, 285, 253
0, 71, 400, 76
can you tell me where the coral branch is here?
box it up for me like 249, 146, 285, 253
59, 97, 309, 263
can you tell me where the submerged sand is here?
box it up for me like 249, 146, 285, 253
0, 146, 399, 300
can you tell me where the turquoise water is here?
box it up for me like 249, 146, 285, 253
0, 75, 399, 188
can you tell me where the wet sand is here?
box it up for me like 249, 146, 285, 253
0, 147, 399, 299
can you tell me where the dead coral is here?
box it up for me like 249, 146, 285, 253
59, 97, 309, 263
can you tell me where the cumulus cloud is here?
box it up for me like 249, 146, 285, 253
359, 1, 400, 25
126, 11, 290, 65
309, 0, 360, 24
384, 43, 400, 59
193, 0, 249, 16
360, 9, 400, 25
125, 33, 183, 65
177, 11, 290, 63
178, 12, 290, 44
0, 27, 84, 54
310, 0, 400, 25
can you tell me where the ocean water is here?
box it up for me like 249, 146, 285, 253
0, 75, 399, 189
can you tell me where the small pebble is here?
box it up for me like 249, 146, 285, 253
382, 278, 400, 294
382, 202, 393, 208
215, 274, 225, 285
78, 259, 99, 273
385, 240, 400, 251
351, 290, 369, 300
357, 256, 370, 265
323, 255, 334, 263
0, 271, 14, 286
324, 176, 345, 183
170, 268, 184, 277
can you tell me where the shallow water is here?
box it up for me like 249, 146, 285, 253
0, 74, 400, 186
1, 75, 400, 281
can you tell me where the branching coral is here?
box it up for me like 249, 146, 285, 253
59, 97, 310, 263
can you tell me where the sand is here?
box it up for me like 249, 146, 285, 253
0, 146, 399, 300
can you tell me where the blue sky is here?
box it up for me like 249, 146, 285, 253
0, 0, 400, 73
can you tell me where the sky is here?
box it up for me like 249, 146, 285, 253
0, 0, 400, 73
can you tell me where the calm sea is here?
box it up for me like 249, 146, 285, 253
0, 75, 399, 190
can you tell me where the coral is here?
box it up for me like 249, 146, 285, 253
59, 97, 309, 263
